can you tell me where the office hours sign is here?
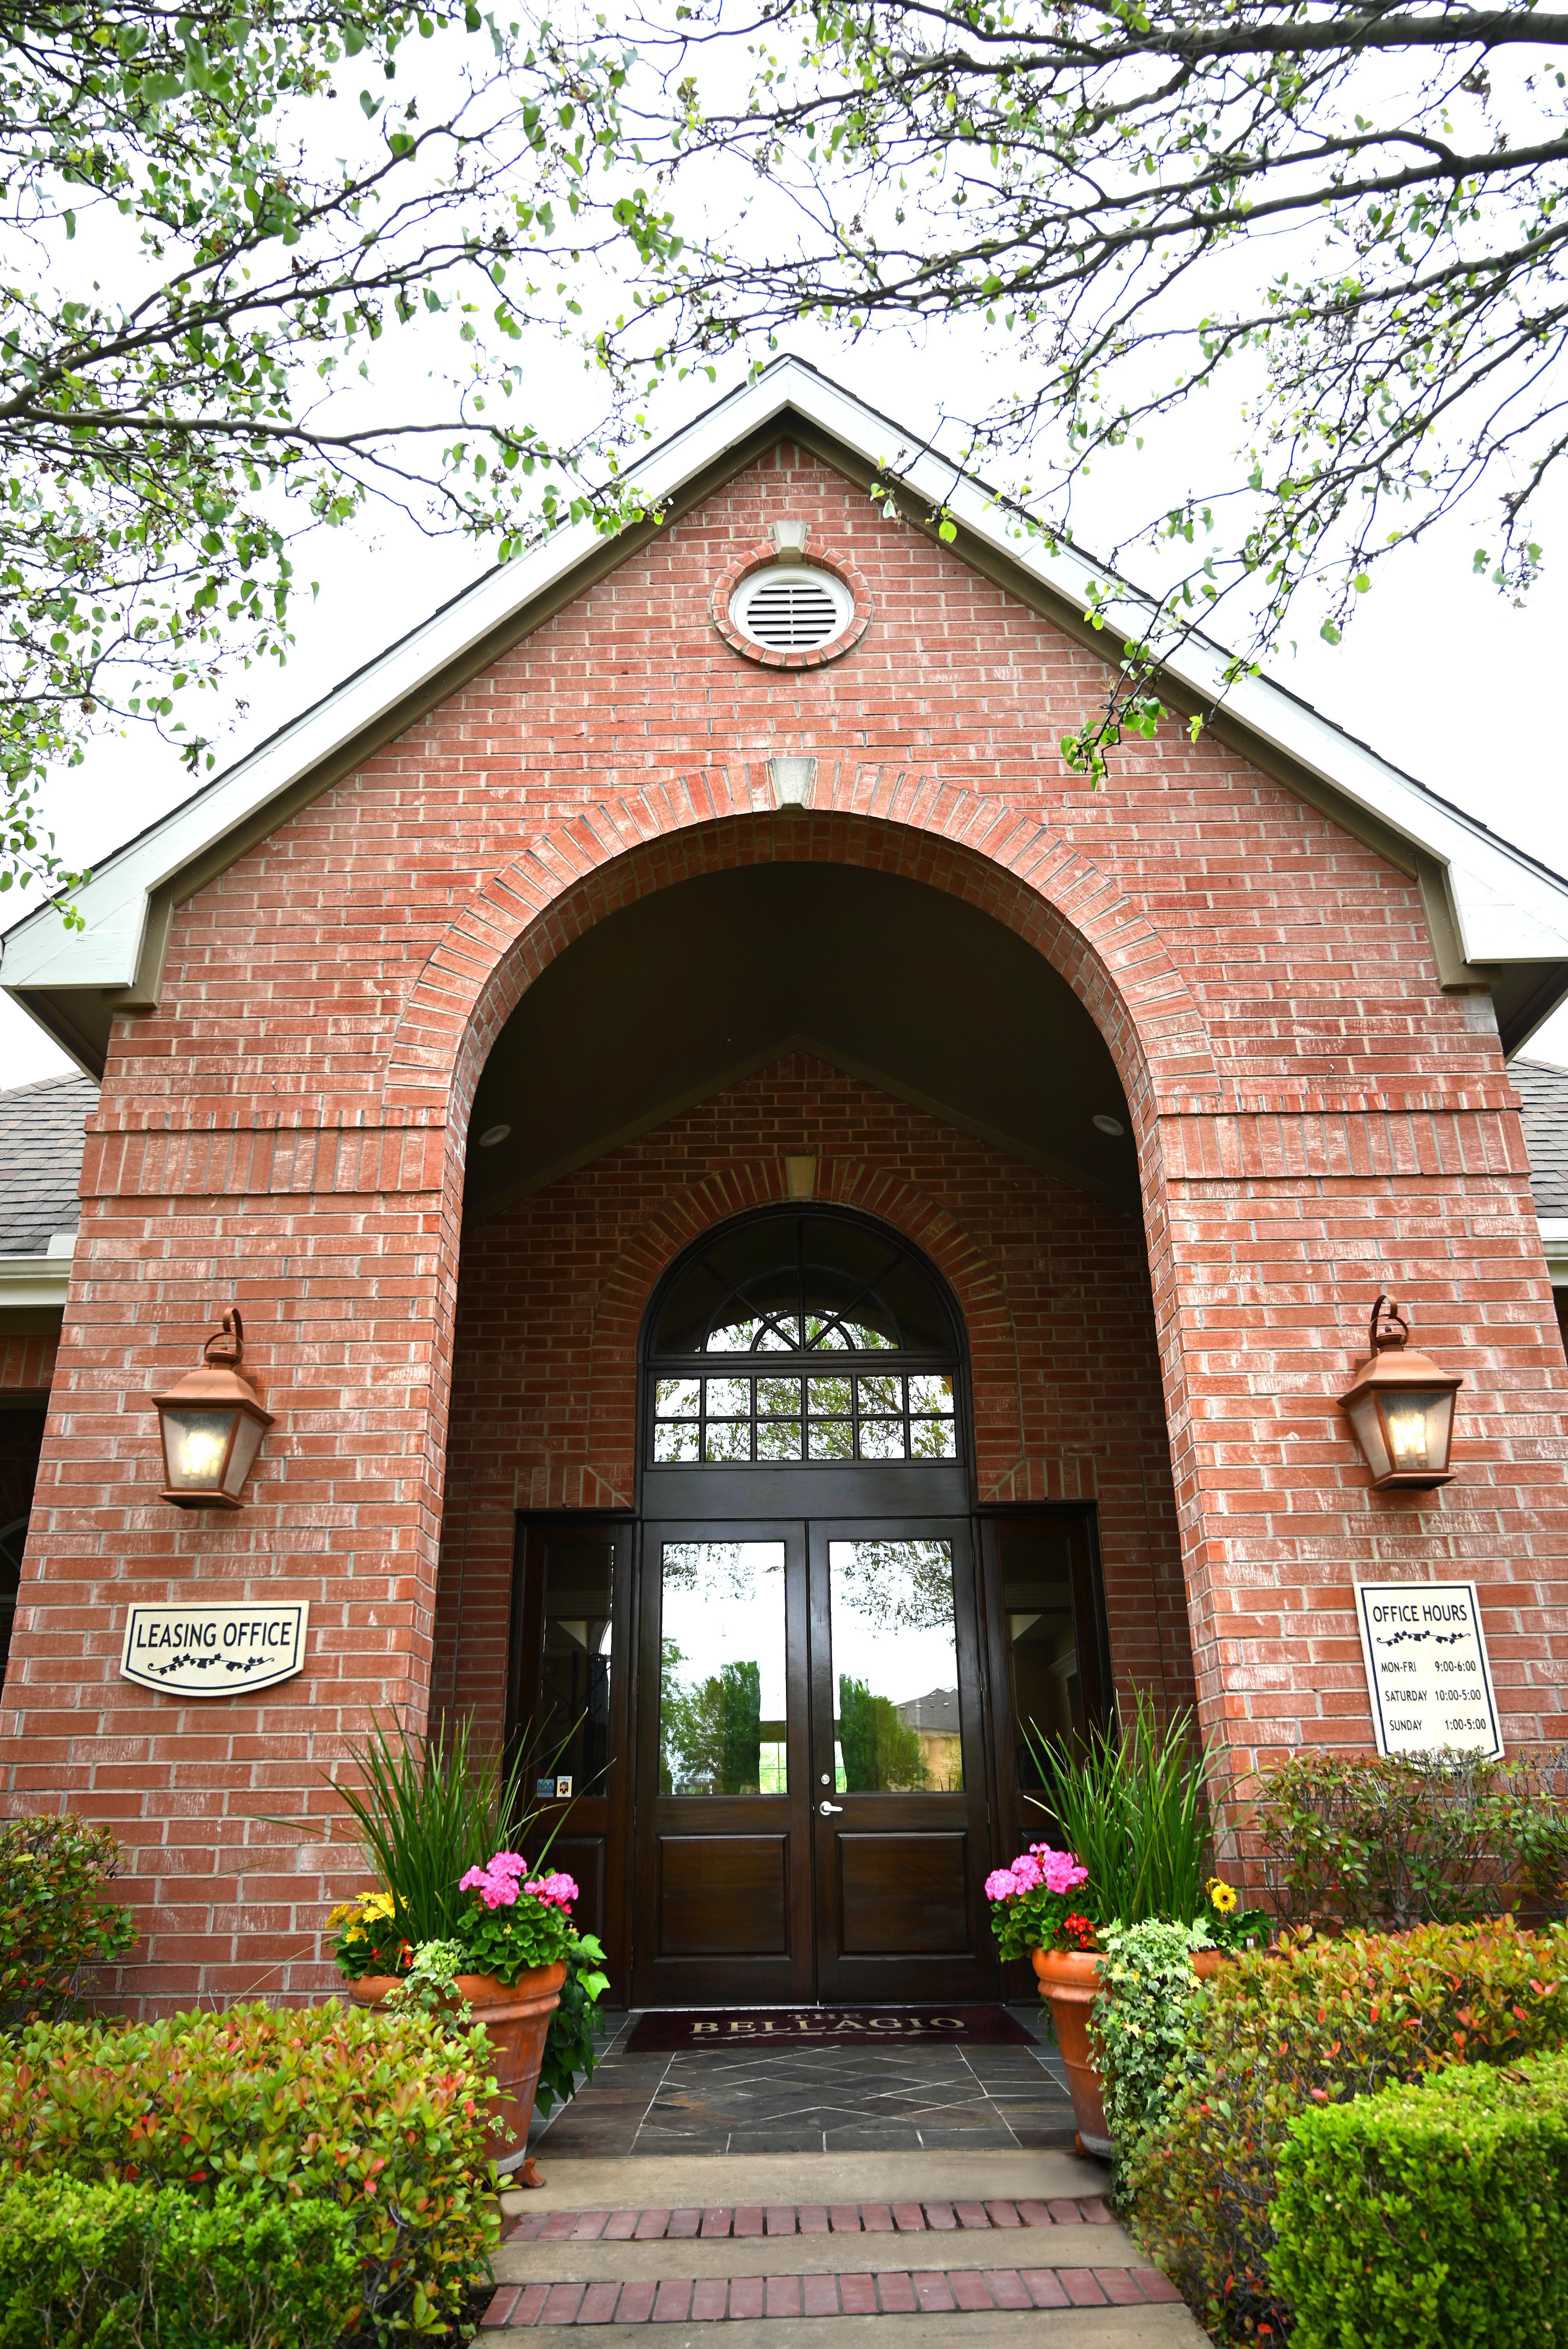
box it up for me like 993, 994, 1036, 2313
1353, 1582, 1502, 1759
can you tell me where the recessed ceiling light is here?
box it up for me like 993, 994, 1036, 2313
1092, 1113, 1126, 1137
478, 1123, 511, 1148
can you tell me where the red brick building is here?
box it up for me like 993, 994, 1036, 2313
3, 359, 1568, 2012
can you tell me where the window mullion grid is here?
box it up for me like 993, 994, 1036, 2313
651, 1352, 956, 1466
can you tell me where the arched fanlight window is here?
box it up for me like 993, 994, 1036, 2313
645, 1208, 962, 1467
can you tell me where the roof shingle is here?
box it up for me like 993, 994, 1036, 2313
0, 1072, 97, 1254
1511, 1058, 1568, 1219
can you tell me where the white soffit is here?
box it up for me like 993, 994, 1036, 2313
6, 354, 1568, 1000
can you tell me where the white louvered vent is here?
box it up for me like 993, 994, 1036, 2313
732, 564, 853, 651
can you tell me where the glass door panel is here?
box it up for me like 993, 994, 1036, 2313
828, 1538, 963, 1792
659, 1541, 789, 1794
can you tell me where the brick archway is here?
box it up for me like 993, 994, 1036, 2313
383, 772, 1221, 1157
582, 1157, 1027, 1508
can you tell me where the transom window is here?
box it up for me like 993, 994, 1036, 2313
646, 1209, 961, 1469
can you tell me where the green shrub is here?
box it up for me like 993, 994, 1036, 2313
1125, 1918, 1568, 2341
0, 2173, 359, 2349
1271, 2048, 1568, 2348
1089, 1917, 1212, 2181
0, 2001, 501, 2344
1255, 1748, 1568, 1932
0, 1817, 136, 2026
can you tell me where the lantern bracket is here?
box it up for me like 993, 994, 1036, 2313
1369, 1293, 1410, 1354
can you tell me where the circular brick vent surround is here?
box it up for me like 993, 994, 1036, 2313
712, 540, 872, 669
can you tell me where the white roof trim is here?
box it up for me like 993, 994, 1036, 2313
0, 1252, 71, 1311
1539, 1217, 1568, 1283
7, 354, 1568, 996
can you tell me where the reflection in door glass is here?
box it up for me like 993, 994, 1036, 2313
659, 1542, 788, 1795
827, 1540, 962, 1792
999, 1531, 1086, 1786
540, 1540, 614, 1793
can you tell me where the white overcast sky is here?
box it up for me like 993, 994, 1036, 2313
4, 307, 1568, 1090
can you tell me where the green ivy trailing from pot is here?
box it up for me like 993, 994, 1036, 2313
536, 1933, 612, 2116
1089, 1918, 1212, 2183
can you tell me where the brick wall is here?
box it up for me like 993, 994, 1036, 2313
431, 1051, 1193, 1748
1, 437, 1563, 2009
0, 1333, 57, 1400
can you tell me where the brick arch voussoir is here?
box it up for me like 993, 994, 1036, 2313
585, 1156, 1025, 1484
386, 769, 1219, 1158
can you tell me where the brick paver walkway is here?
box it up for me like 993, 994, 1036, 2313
482, 2264, 1184, 2328
502, 2198, 1114, 2242
480, 2198, 1183, 2331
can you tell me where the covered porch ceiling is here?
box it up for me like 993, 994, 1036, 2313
463, 861, 1140, 1222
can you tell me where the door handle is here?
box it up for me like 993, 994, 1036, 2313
818, 1800, 844, 1816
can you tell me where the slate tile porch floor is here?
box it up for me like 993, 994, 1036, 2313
529, 2007, 1076, 2159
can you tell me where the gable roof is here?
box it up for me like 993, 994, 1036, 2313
7, 354, 1568, 1074
0, 1072, 97, 1254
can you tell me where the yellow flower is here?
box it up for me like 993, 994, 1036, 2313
1207, 1877, 1238, 1914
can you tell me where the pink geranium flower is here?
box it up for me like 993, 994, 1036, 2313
524, 1870, 578, 1912
460, 1849, 533, 1909
985, 1842, 1089, 1903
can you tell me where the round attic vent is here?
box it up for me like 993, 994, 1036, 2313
731, 564, 853, 652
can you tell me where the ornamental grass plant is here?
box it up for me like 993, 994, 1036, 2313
324, 1714, 552, 1955
1027, 1693, 1216, 1927
318, 1719, 612, 2117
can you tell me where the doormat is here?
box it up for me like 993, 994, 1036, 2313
623, 2004, 1035, 2053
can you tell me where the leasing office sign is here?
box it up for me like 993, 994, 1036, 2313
1353, 1581, 1502, 1759
120, 1603, 309, 1698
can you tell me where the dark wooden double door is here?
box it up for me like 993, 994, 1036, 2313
510, 1504, 1112, 2009
634, 1515, 991, 2007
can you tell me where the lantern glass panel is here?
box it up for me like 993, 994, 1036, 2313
162, 1407, 239, 1492
223, 1415, 266, 1498
1344, 1392, 1391, 1482
1375, 1388, 1454, 1476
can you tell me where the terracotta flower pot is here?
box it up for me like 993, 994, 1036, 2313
350, 1961, 566, 2183
1031, 1946, 1111, 2158
1190, 1946, 1230, 1980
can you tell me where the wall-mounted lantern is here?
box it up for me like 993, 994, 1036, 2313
1339, 1294, 1461, 1490
152, 1308, 274, 1510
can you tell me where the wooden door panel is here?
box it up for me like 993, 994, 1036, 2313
633, 1522, 813, 2005
979, 1506, 1112, 2003
659, 1832, 789, 1954
809, 1519, 997, 2002
837, 1831, 971, 1955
